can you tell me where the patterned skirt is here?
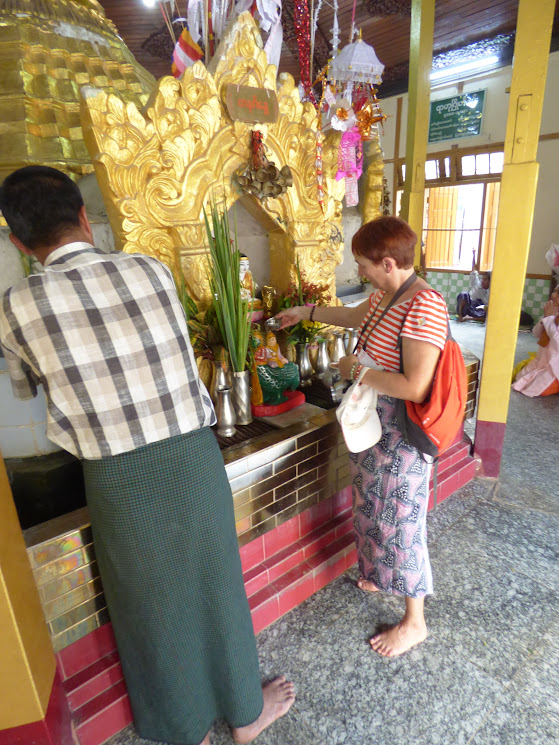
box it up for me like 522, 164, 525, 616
349, 395, 433, 598
83, 428, 263, 745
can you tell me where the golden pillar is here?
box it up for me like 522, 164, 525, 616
474, 0, 555, 476
399, 0, 435, 264
0, 455, 69, 740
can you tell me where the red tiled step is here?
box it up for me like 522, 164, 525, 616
248, 531, 356, 634
429, 456, 476, 510
63, 650, 124, 711
57, 623, 117, 680
73, 679, 133, 745
242, 509, 353, 596
430, 440, 472, 482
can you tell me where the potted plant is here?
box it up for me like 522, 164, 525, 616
279, 258, 331, 384
203, 201, 253, 423
279, 258, 331, 346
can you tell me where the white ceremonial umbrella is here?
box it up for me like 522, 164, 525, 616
330, 31, 384, 86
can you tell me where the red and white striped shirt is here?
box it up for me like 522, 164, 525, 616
356, 289, 448, 372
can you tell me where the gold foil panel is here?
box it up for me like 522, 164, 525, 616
0, 0, 156, 180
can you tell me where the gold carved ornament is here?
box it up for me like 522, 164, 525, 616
80, 12, 345, 305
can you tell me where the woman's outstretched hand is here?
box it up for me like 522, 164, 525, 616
274, 306, 309, 330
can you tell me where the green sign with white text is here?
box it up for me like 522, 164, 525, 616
428, 90, 486, 143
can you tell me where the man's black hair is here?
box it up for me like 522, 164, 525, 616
0, 166, 84, 251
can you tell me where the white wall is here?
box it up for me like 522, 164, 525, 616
379, 51, 559, 276
335, 206, 362, 290
229, 201, 271, 291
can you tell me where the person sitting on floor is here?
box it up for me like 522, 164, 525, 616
512, 286, 559, 398
457, 267, 491, 322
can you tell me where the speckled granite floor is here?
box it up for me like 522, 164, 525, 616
106, 325, 559, 745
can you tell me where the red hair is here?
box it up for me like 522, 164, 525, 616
352, 216, 417, 268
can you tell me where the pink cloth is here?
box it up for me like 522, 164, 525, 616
335, 127, 363, 181
512, 315, 559, 397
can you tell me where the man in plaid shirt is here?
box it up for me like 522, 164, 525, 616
0, 166, 294, 745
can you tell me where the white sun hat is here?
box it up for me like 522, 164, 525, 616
336, 368, 382, 453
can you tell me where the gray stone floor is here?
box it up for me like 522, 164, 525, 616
107, 323, 559, 745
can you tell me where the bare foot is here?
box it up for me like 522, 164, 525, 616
356, 577, 380, 593
369, 619, 427, 657
233, 677, 295, 744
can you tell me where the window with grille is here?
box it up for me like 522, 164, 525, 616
396, 147, 503, 270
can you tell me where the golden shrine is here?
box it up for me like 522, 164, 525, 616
80, 12, 372, 303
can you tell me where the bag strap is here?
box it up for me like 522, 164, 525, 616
353, 273, 418, 355
432, 458, 439, 509
396, 289, 450, 466
396, 289, 452, 372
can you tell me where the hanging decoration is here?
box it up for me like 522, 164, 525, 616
330, 98, 356, 132
293, 0, 315, 104
330, 0, 340, 61
321, 11, 386, 208
154, 0, 387, 216
236, 131, 294, 201
310, 0, 324, 80
330, 30, 384, 91
309, 64, 330, 213
256, 0, 284, 70
355, 88, 387, 139
336, 128, 362, 207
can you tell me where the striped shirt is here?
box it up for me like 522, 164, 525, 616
357, 289, 448, 371
0, 242, 215, 459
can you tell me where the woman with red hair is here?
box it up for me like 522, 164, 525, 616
277, 216, 448, 657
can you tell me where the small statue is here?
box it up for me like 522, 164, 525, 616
239, 253, 261, 310
261, 285, 276, 319
263, 330, 289, 368
251, 327, 299, 405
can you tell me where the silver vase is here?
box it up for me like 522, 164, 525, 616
346, 328, 359, 355
329, 331, 347, 365
216, 386, 236, 437
210, 360, 232, 405
295, 343, 313, 387
313, 339, 330, 380
322, 363, 341, 390
232, 370, 253, 425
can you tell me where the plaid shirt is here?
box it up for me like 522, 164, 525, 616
0, 242, 215, 459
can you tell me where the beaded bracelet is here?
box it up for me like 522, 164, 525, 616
352, 363, 364, 381
350, 361, 360, 380
309, 304, 316, 322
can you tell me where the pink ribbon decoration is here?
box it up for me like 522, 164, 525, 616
335, 126, 363, 181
